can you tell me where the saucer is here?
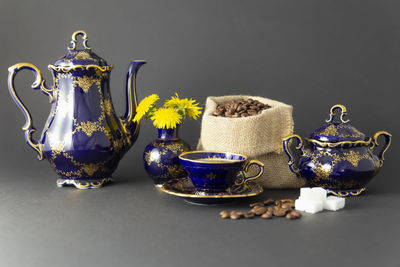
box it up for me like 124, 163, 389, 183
160, 177, 263, 205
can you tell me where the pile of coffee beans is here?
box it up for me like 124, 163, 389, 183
213, 98, 271, 118
219, 198, 302, 220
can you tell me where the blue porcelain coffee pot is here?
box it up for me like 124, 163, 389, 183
7, 30, 146, 189
283, 104, 391, 196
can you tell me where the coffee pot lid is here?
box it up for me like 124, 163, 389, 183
309, 104, 367, 142
52, 30, 109, 68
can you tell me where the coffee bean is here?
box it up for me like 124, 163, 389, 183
286, 211, 302, 220
220, 198, 300, 221
273, 206, 287, 217
213, 98, 271, 118
244, 212, 255, 219
220, 210, 230, 219
230, 211, 243, 220
281, 199, 295, 204
281, 203, 295, 209
261, 212, 273, 219
250, 202, 264, 208
253, 206, 268, 215
247, 109, 257, 115
263, 198, 275, 205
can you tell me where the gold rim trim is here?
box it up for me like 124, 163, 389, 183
57, 177, 113, 189
160, 180, 263, 198
179, 150, 248, 164
306, 138, 372, 148
48, 64, 114, 72
327, 188, 365, 197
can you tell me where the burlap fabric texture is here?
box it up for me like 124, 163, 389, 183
197, 95, 306, 188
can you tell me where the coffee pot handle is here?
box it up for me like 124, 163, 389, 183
7, 63, 54, 160
282, 134, 304, 177
371, 131, 392, 167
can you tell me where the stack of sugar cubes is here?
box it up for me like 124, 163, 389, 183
295, 187, 345, 214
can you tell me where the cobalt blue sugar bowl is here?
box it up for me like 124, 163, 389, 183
179, 151, 264, 193
283, 104, 392, 197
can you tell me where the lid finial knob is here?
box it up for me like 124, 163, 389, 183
326, 104, 350, 123
68, 30, 91, 51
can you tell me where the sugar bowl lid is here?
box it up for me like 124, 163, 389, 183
309, 104, 367, 143
51, 30, 109, 68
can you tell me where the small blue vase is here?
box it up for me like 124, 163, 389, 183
143, 127, 191, 187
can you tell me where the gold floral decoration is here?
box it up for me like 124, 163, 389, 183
73, 119, 105, 137
82, 163, 99, 176
74, 76, 98, 93
342, 151, 369, 167
74, 51, 92, 60
319, 125, 339, 137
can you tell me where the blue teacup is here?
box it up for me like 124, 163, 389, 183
179, 151, 264, 193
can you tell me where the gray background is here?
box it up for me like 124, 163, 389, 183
0, 0, 399, 266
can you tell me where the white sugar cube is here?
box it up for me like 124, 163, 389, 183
311, 187, 327, 200
295, 187, 344, 214
300, 187, 311, 197
323, 196, 345, 211
304, 200, 324, 214
295, 198, 306, 211
300, 187, 327, 200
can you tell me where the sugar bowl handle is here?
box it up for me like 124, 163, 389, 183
283, 134, 304, 177
371, 131, 392, 167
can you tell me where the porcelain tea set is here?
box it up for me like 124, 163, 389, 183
7, 31, 392, 203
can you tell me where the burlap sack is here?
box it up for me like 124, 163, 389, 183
197, 95, 306, 188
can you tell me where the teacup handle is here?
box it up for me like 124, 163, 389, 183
236, 160, 264, 185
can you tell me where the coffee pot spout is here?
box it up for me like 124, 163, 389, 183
121, 60, 147, 146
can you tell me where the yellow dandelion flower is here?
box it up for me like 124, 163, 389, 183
133, 94, 159, 122
151, 108, 182, 129
164, 93, 202, 120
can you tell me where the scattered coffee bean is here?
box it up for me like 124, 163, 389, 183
253, 206, 268, 216
244, 212, 255, 219
220, 198, 301, 221
213, 98, 271, 118
263, 198, 274, 206
220, 210, 230, 219
281, 203, 295, 209
250, 202, 264, 208
286, 211, 302, 220
273, 206, 287, 217
281, 199, 295, 204
261, 212, 273, 219
230, 211, 242, 220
